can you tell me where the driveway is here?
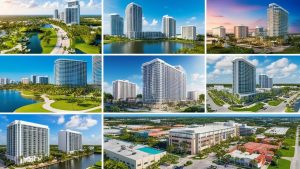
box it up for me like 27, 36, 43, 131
291, 126, 300, 169
207, 94, 230, 112
50, 24, 70, 54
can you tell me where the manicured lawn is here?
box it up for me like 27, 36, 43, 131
229, 103, 264, 112
51, 100, 99, 111
15, 102, 50, 112
279, 47, 300, 54
279, 148, 295, 157
268, 99, 283, 106
39, 28, 57, 54
75, 42, 100, 54
208, 92, 225, 106
88, 108, 102, 113
268, 159, 291, 169
21, 90, 34, 95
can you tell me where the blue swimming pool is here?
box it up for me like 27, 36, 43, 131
138, 147, 163, 155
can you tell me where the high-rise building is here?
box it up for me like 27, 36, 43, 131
6, 120, 49, 165
232, 58, 256, 97
21, 77, 30, 84
54, 9, 59, 19
93, 56, 102, 87
0, 78, 10, 85
142, 59, 186, 103
162, 15, 176, 38
37, 76, 49, 85
58, 130, 82, 153
212, 26, 226, 38
234, 26, 249, 39
181, 26, 196, 40
169, 121, 240, 155
259, 74, 273, 88
64, 0, 80, 24
113, 80, 137, 100
255, 26, 265, 37
267, 3, 288, 37
31, 75, 37, 84
60, 12, 65, 21
110, 14, 124, 36
187, 91, 201, 101
125, 2, 142, 39
54, 59, 87, 86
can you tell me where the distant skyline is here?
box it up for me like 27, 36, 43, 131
207, 0, 300, 33
0, 0, 101, 15
0, 115, 102, 145
0, 56, 93, 84
207, 56, 300, 84
104, 56, 205, 95
103, 0, 205, 34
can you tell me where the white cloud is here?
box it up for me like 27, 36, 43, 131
65, 115, 98, 130
57, 115, 65, 124
42, 1, 59, 8
80, 1, 86, 7
142, 17, 149, 26
206, 55, 224, 64
150, 19, 158, 26
266, 58, 298, 78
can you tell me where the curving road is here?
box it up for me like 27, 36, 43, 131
41, 94, 101, 113
50, 24, 70, 54
291, 126, 300, 169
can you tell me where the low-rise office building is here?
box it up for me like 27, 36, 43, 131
229, 150, 265, 168
169, 121, 240, 155
104, 139, 166, 169
265, 127, 289, 135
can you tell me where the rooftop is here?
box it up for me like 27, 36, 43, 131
230, 150, 260, 160
265, 127, 289, 135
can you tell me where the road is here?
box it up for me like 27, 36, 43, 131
50, 24, 70, 54
259, 93, 298, 113
41, 94, 101, 113
291, 126, 300, 169
207, 94, 230, 112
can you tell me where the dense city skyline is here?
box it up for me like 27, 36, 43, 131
207, 0, 300, 33
103, 0, 205, 35
0, 115, 102, 145
207, 56, 300, 84
0, 0, 101, 15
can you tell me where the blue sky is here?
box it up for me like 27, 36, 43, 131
103, 0, 205, 34
208, 0, 300, 33
0, 114, 102, 145
104, 55, 205, 94
207, 55, 300, 84
0, 0, 101, 15
0, 56, 93, 84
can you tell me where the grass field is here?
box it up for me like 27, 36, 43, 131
51, 100, 99, 111
268, 159, 291, 169
15, 102, 50, 112
88, 108, 102, 113
39, 28, 57, 54
268, 99, 283, 106
74, 37, 100, 54
279, 138, 296, 157
229, 103, 264, 112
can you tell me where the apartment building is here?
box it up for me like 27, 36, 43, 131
110, 13, 124, 36
212, 26, 226, 38
113, 80, 137, 100
181, 26, 196, 40
234, 25, 249, 39
58, 129, 82, 153
162, 15, 176, 38
64, 0, 80, 24
6, 120, 49, 165
267, 3, 288, 37
125, 2, 143, 39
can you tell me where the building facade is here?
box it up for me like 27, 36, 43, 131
113, 80, 137, 100
54, 9, 59, 19
110, 14, 124, 36
125, 2, 142, 39
21, 77, 30, 84
187, 91, 201, 101
169, 121, 240, 155
212, 26, 226, 38
259, 74, 273, 88
162, 15, 176, 38
267, 3, 288, 37
234, 26, 249, 39
181, 26, 196, 40
93, 56, 102, 87
6, 120, 49, 165
37, 76, 49, 84
0, 78, 10, 85
232, 58, 256, 97
54, 59, 87, 86
64, 0, 80, 24
58, 130, 82, 153
142, 58, 186, 104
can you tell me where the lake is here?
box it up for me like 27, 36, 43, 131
104, 41, 194, 54
27, 32, 43, 53
41, 154, 101, 169
0, 90, 37, 112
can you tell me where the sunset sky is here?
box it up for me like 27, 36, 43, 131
207, 0, 300, 33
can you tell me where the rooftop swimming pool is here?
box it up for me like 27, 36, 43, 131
138, 147, 163, 155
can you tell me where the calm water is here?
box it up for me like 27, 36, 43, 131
42, 154, 101, 169
27, 32, 43, 53
43, 24, 53, 28
0, 90, 37, 112
104, 41, 194, 54
294, 99, 300, 112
